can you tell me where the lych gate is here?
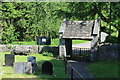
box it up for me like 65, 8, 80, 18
59, 19, 100, 61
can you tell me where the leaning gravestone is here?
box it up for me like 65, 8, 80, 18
42, 61, 53, 75
5, 54, 14, 66
27, 56, 37, 73
14, 62, 32, 74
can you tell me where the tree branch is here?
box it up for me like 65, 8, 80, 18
98, 12, 109, 23
98, 12, 120, 31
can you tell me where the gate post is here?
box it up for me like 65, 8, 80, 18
71, 68, 73, 80
64, 57, 67, 74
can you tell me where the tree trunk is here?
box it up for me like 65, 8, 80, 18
118, 31, 120, 43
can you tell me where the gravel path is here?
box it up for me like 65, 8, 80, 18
68, 42, 95, 79
67, 60, 95, 80
72, 42, 91, 48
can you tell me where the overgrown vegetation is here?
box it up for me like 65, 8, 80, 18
88, 61, 119, 78
1, 52, 69, 79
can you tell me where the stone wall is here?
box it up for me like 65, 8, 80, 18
59, 45, 66, 57
97, 43, 120, 61
1, 44, 119, 60
0, 45, 59, 55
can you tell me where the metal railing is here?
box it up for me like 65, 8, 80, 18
64, 57, 86, 80
72, 47, 90, 55
72, 48, 91, 61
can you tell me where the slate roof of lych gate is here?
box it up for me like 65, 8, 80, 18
62, 20, 94, 39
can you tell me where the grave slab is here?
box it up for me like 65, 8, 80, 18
14, 62, 32, 74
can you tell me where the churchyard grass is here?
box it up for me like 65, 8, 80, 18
7, 38, 59, 46
1, 52, 69, 79
88, 61, 119, 78
7, 38, 89, 46
72, 40, 89, 44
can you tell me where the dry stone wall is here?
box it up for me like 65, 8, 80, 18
0, 44, 119, 61
0, 45, 59, 55
97, 43, 120, 60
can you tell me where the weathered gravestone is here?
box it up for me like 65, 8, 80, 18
27, 56, 37, 73
14, 62, 32, 74
5, 54, 14, 66
42, 61, 53, 75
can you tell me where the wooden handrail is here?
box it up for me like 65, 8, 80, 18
64, 57, 86, 80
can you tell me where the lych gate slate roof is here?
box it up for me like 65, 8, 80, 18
59, 19, 100, 39
61, 21, 94, 39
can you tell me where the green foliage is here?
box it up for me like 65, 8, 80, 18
7, 45, 13, 49
2, 24, 18, 44
1, 2, 120, 43
67, 2, 120, 43
2, 2, 65, 42
105, 36, 118, 43
42, 51, 53, 57
51, 38, 59, 46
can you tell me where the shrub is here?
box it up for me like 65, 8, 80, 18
7, 46, 13, 49
42, 51, 53, 57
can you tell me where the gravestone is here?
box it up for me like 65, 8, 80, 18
37, 37, 51, 45
14, 62, 32, 74
27, 56, 37, 73
42, 61, 53, 75
5, 54, 14, 66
